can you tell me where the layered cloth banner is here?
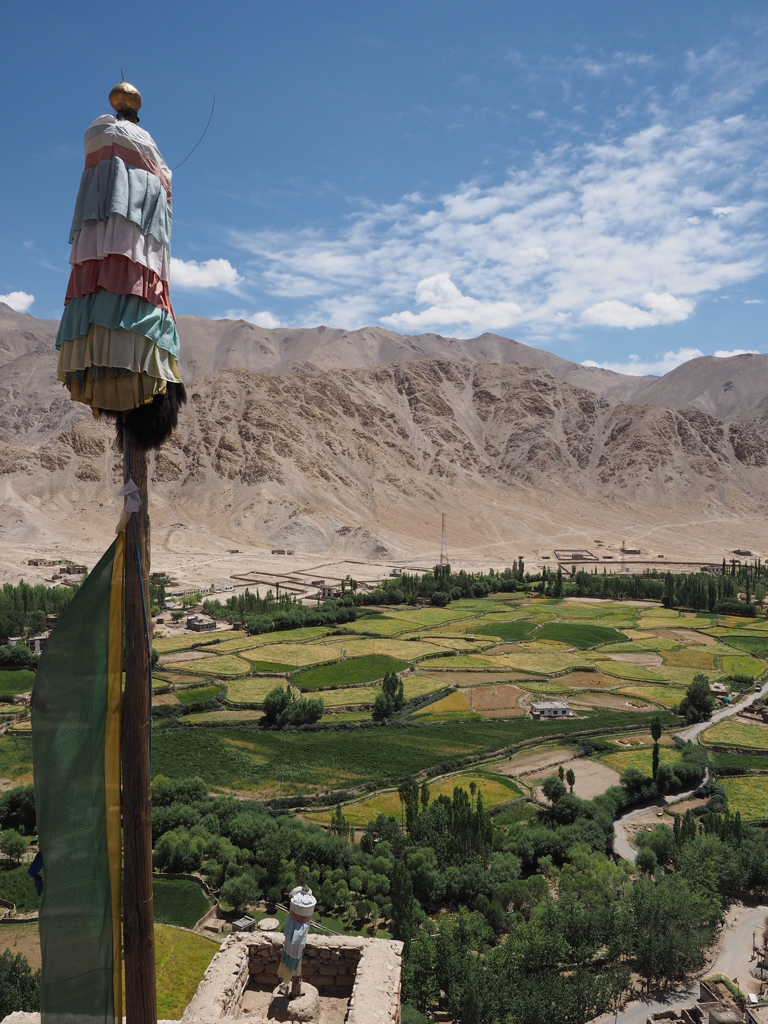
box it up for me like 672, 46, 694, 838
32, 536, 125, 1024
56, 114, 181, 413
278, 886, 317, 984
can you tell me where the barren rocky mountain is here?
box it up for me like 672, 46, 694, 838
2, 304, 768, 568
629, 351, 768, 422
174, 315, 651, 401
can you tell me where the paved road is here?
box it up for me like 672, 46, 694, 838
591, 903, 768, 1024
613, 679, 768, 863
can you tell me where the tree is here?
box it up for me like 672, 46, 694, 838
390, 860, 414, 954
542, 776, 567, 804
0, 829, 28, 866
678, 674, 717, 722
558, 765, 565, 783
0, 950, 40, 1019
262, 685, 323, 728
373, 671, 404, 720
329, 803, 351, 841
420, 781, 430, 811
565, 768, 576, 794
651, 715, 662, 781
0, 785, 36, 834
635, 847, 657, 876
221, 872, 260, 912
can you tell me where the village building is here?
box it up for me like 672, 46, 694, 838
186, 614, 216, 632
530, 699, 573, 719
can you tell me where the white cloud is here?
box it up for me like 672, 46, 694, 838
581, 292, 695, 329
712, 206, 739, 217
231, 111, 767, 338
223, 308, 282, 328
583, 347, 705, 376
0, 291, 34, 313
381, 273, 522, 330
170, 258, 243, 292
713, 348, 759, 357
744, 298, 764, 304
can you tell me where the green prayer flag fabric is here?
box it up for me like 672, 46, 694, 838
32, 536, 124, 1024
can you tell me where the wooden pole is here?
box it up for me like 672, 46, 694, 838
122, 436, 157, 1024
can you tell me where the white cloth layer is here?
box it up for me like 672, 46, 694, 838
69, 213, 170, 280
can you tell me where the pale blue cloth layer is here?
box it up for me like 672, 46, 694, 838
56, 292, 179, 360
279, 951, 302, 972
69, 157, 171, 250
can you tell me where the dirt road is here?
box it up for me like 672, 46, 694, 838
613, 678, 768, 863
590, 902, 768, 1024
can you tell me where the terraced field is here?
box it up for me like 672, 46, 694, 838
702, 719, 768, 751
719, 776, 768, 821
306, 770, 524, 826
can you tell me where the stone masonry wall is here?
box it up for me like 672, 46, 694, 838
182, 930, 403, 1024
248, 933, 361, 993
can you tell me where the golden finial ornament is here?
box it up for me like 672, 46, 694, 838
109, 81, 142, 114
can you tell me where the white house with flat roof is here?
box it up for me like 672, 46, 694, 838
530, 700, 573, 719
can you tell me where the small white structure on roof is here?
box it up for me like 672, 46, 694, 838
530, 700, 573, 719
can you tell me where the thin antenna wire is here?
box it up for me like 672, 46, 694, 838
121, 68, 124, 80
171, 94, 216, 171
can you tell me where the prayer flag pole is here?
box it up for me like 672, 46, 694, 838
122, 435, 156, 1024
45, 77, 186, 1023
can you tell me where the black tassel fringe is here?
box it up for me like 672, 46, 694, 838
111, 382, 187, 452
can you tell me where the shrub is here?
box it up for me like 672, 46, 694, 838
262, 686, 323, 728
0, 950, 40, 1018
221, 872, 260, 912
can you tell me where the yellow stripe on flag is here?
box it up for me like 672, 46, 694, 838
106, 532, 124, 1023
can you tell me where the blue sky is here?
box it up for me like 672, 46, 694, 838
2, 1, 768, 374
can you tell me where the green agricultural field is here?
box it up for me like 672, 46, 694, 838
589, 659, 663, 681
151, 710, 678, 794
702, 719, 768, 751
170, 654, 251, 677
719, 776, 768, 821
223, 676, 287, 704
211, 627, 329, 652
603, 638, 680, 653
0, 669, 35, 697
711, 751, 768, 771
724, 634, 768, 657
175, 684, 222, 705
0, 866, 39, 913
0, 735, 32, 780
496, 651, 590, 674
345, 615, 422, 636
154, 633, 220, 654
179, 709, 264, 725
600, 747, 680, 775
535, 623, 628, 648
308, 770, 524, 826
471, 619, 537, 642
294, 654, 409, 691
720, 654, 767, 678
321, 711, 372, 722
316, 686, 380, 707
662, 648, 717, 670
616, 684, 686, 708
153, 878, 211, 929
422, 654, 508, 670
518, 680, 574, 694
153, 925, 219, 1020
317, 674, 442, 707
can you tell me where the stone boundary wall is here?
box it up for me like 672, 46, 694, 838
181, 929, 403, 1024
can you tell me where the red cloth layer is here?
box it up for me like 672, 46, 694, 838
85, 142, 172, 203
65, 255, 175, 317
